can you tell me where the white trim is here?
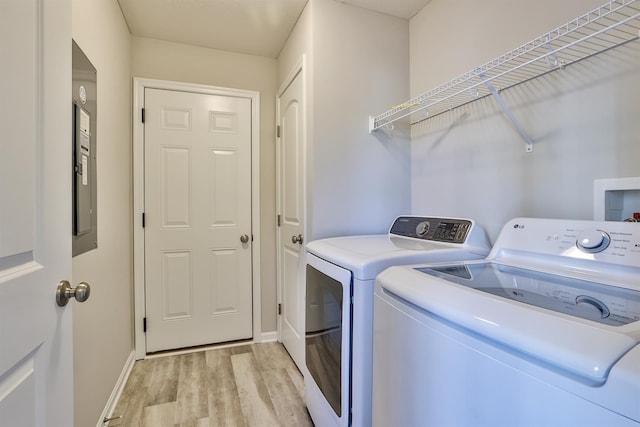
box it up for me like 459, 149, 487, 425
275, 56, 307, 344
96, 351, 135, 427
259, 330, 278, 343
277, 55, 306, 98
132, 77, 261, 360
594, 177, 640, 221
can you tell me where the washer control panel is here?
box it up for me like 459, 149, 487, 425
389, 216, 473, 244
497, 218, 640, 267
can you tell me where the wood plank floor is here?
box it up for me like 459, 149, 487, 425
108, 342, 314, 427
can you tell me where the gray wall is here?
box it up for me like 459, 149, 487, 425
71, 1, 132, 426
131, 36, 279, 333
278, 0, 412, 241
409, 0, 640, 241
311, 0, 412, 239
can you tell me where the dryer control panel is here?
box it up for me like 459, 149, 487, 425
389, 217, 473, 244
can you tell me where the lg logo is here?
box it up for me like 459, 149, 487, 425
513, 224, 525, 229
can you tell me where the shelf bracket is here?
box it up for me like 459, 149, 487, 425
478, 72, 534, 153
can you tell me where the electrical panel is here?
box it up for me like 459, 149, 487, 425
72, 41, 97, 256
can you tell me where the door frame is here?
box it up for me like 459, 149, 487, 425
276, 55, 307, 342
132, 78, 261, 359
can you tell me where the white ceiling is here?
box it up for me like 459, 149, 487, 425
117, 0, 432, 58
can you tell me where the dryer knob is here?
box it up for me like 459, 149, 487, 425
576, 229, 610, 253
416, 221, 430, 237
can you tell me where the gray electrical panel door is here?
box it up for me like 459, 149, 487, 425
72, 40, 97, 256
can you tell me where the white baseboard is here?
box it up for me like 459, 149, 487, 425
258, 331, 278, 343
96, 350, 136, 427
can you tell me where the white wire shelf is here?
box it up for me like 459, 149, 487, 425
369, 0, 640, 150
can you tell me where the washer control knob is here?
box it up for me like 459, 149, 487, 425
576, 295, 610, 318
576, 229, 611, 253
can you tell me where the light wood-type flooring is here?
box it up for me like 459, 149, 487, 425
107, 342, 314, 427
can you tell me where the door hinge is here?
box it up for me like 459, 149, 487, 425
277, 214, 281, 227
141, 108, 145, 123
142, 212, 145, 228
278, 303, 282, 315
276, 125, 280, 138
143, 317, 147, 333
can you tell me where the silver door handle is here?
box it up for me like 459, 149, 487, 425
240, 234, 250, 243
291, 234, 304, 244
56, 280, 91, 307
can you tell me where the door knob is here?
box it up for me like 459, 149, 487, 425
240, 234, 250, 243
291, 234, 304, 244
56, 280, 91, 307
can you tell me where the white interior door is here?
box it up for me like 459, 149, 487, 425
277, 66, 306, 371
0, 1, 73, 426
144, 88, 253, 353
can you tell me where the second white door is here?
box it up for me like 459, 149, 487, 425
144, 88, 252, 353
277, 66, 306, 371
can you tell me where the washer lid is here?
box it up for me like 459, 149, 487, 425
418, 262, 640, 327
377, 263, 640, 384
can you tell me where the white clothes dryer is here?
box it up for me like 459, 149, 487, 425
373, 217, 640, 427
304, 216, 491, 427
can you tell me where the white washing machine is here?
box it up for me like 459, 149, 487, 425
304, 216, 491, 427
373, 217, 640, 427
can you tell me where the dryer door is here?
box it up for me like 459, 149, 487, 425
305, 252, 352, 427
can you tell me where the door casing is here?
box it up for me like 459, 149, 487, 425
133, 78, 262, 359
